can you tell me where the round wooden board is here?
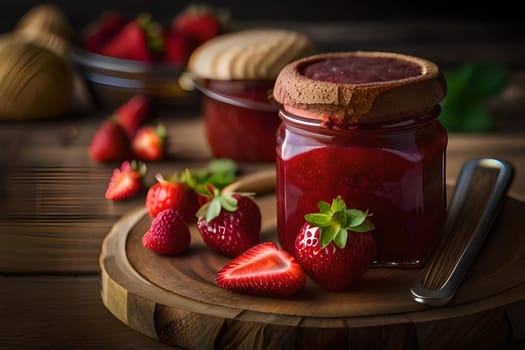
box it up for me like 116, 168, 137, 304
100, 186, 525, 349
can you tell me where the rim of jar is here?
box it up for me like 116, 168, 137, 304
279, 105, 443, 132
193, 78, 280, 112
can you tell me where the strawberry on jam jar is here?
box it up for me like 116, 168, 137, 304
273, 51, 448, 267
187, 29, 315, 162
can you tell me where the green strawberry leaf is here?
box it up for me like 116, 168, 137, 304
320, 225, 340, 248
195, 202, 209, 220
181, 159, 238, 194
207, 158, 237, 175
334, 228, 348, 249
306, 196, 375, 249
350, 219, 375, 233
207, 172, 236, 189
318, 201, 331, 214
332, 210, 347, 226
219, 195, 238, 212
305, 213, 331, 227
347, 209, 368, 227
331, 196, 347, 212
206, 198, 222, 222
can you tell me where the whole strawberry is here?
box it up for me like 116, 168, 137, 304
105, 160, 146, 201
114, 95, 151, 138
162, 29, 195, 65
142, 208, 190, 255
216, 242, 306, 297
172, 5, 223, 45
100, 14, 162, 62
82, 11, 129, 54
196, 186, 261, 257
89, 120, 130, 162
146, 174, 199, 223
294, 196, 376, 292
131, 124, 166, 161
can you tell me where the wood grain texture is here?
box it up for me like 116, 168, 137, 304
99, 182, 525, 349
0, 276, 178, 350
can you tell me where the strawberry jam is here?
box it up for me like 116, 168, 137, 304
201, 80, 280, 162
276, 108, 447, 266
301, 56, 422, 83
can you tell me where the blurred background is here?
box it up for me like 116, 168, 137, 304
1, 0, 523, 25
0, 0, 524, 132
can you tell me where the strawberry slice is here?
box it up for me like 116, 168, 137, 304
131, 124, 166, 161
215, 242, 306, 297
105, 160, 146, 201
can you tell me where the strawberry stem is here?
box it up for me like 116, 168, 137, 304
195, 184, 239, 223
305, 196, 375, 249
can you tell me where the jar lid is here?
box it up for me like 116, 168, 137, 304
273, 51, 446, 127
187, 29, 316, 81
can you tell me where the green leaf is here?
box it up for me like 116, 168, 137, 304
207, 172, 236, 189
320, 225, 339, 248
305, 213, 331, 227
195, 202, 209, 219
346, 209, 368, 227
350, 219, 375, 233
318, 201, 331, 214
440, 61, 507, 133
332, 210, 347, 226
334, 228, 348, 249
219, 195, 238, 212
330, 196, 347, 212
207, 158, 237, 175
463, 62, 508, 99
206, 198, 222, 223
460, 102, 494, 132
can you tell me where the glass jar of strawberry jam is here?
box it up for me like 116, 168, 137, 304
198, 79, 281, 162
273, 51, 448, 267
187, 29, 316, 162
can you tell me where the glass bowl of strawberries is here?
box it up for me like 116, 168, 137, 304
70, 6, 227, 109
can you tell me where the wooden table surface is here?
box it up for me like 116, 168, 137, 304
1, 107, 524, 349
1, 18, 525, 348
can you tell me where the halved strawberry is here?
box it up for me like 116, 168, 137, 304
216, 242, 306, 297
294, 196, 376, 291
105, 160, 146, 201
131, 124, 166, 161
142, 208, 190, 255
114, 95, 151, 138
196, 186, 261, 257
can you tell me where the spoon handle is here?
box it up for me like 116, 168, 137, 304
411, 158, 514, 307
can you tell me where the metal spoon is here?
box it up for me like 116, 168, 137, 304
411, 158, 514, 307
